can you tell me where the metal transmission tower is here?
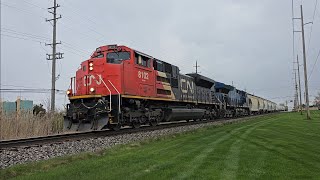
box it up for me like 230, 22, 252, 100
46, 0, 63, 112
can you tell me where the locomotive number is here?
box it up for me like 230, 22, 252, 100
138, 71, 149, 80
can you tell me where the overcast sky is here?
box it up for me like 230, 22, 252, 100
1, 0, 320, 109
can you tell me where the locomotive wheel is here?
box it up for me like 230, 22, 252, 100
132, 121, 141, 129
108, 124, 121, 131
90, 120, 96, 130
149, 119, 158, 126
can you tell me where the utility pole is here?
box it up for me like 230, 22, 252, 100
46, 0, 63, 112
300, 5, 311, 119
194, 61, 200, 74
296, 55, 303, 114
294, 69, 299, 111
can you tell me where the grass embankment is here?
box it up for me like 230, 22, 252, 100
1, 111, 320, 179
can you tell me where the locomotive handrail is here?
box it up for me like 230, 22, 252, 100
98, 75, 112, 112
108, 80, 121, 114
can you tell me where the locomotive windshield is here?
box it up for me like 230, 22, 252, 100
107, 52, 130, 64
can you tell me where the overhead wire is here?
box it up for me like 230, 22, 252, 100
60, 0, 100, 27
1, 28, 51, 41
0, 33, 46, 43
0, 2, 46, 19
306, 0, 320, 82
19, 0, 47, 11
2, 27, 89, 55
308, 49, 320, 80
1, 30, 88, 58
306, 0, 318, 54
1, 1, 102, 52
0, 88, 66, 94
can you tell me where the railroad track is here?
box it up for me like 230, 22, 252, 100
0, 113, 275, 149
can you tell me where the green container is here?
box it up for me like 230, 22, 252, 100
2, 101, 16, 114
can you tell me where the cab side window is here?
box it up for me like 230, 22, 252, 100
153, 60, 164, 72
135, 53, 150, 68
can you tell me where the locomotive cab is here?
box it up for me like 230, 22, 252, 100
65, 45, 134, 131
65, 45, 157, 131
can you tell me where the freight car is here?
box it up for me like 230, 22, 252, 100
64, 44, 276, 131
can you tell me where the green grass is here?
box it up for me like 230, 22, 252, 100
1, 111, 320, 179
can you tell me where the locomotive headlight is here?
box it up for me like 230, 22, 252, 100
89, 66, 94, 71
66, 90, 72, 95
89, 62, 93, 67
90, 87, 95, 92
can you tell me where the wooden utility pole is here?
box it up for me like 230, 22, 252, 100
296, 55, 303, 114
300, 5, 311, 119
46, 0, 63, 112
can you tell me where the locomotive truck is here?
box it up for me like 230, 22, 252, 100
64, 44, 276, 131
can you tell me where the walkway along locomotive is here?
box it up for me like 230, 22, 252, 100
64, 44, 276, 131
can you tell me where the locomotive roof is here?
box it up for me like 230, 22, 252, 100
215, 82, 234, 90
186, 73, 215, 89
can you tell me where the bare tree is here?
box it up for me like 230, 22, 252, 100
314, 92, 320, 107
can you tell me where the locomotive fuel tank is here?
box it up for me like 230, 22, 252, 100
163, 108, 205, 121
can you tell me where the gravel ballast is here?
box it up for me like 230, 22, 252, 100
0, 118, 251, 169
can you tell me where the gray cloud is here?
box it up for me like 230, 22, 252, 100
1, 0, 319, 109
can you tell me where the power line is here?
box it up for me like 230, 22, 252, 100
307, 0, 318, 54
0, 33, 46, 43
1, 31, 51, 42
1, 33, 88, 58
59, 46, 87, 58
19, 0, 47, 11
1, 27, 89, 55
1, 28, 51, 40
1, 84, 45, 89
1, 2, 105, 48
0, 88, 66, 94
62, 0, 100, 26
0, 2, 46, 19
58, 21, 106, 45
10, 0, 106, 41
62, 16, 105, 39
308, 49, 320, 80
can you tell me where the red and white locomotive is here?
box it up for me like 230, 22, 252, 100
65, 44, 241, 131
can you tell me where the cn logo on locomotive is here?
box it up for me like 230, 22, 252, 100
83, 74, 102, 86
180, 78, 194, 94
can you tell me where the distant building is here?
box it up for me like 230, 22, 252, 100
1, 101, 16, 114
0, 97, 33, 114
16, 98, 33, 114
